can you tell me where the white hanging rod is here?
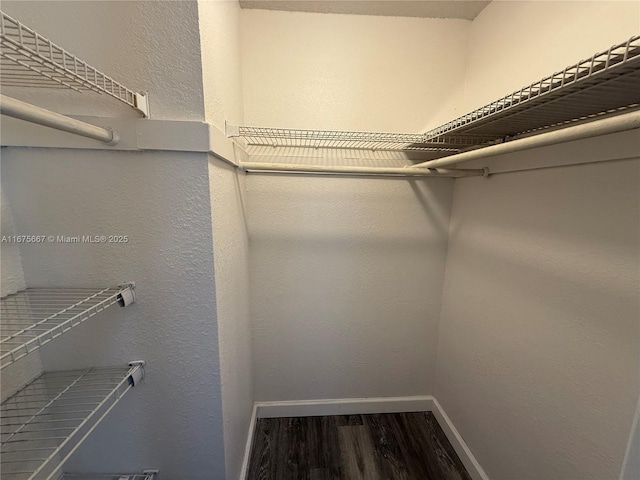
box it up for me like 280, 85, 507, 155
240, 161, 486, 177
409, 110, 640, 169
0, 94, 119, 144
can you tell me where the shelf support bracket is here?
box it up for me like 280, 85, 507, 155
134, 92, 150, 118
128, 360, 146, 386
118, 282, 136, 307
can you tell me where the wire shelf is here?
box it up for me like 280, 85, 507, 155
1, 285, 136, 370
59, 472, 157, 480
0, 11, 149, 117
228, 35, 640, 160
424, 34, 640, 142
1, 363, 145, 480
226, 123, 494, 152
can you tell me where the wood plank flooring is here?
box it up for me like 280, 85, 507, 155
247, 412, 472, 480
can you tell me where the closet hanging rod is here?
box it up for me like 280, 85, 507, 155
409, 109, 640, 169
0, 94, 119, 144
240, 161, 486, 177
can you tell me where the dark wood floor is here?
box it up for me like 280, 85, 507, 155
247, 412, 472, 480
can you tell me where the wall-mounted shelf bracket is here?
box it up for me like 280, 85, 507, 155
128, 360, 146, 385
118, 282, 136, 306
134, 92, 150, 118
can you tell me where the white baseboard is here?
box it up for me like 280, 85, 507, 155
238, 403, 257, 480
431, 397, 490, 480
255, 395, 435, 418
239, 395, 488, 480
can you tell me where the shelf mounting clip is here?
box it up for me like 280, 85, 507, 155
117, 282, 136, 307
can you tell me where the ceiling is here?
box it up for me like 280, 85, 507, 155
239, 1, 491, 20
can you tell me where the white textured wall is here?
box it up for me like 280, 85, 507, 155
0, 2, 228, 477
199, 0, 245, 131
1, 1, 205, 120
437, 156, 640, 480
1, 189, 26, 297
462, 1, 640, 112
0, 186, 43, 406
241, 9, 470, 132
208, 158, 253, 480
434, 5, 640, 479
199, 2, 253, 478
247, 176, 453, 401
240, 8, 464, 404
2, 149, 225, 479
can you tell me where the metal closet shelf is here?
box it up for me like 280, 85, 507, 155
227, 34, 640, 170
1, 284, 136, 370
0, 11, 148, 117
1, 363, 145, 480
59, 472, 158, 480
225, 123, 493, 151
0, 10, 149, 144
424, 34, 640, 144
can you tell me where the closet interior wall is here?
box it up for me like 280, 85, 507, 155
238, 3, 639, 480
241, 10, 470, 133
241, 9, 468, 403
1, 1, 639, 479
438, 136, 639, 480
434, 3, 640, 480
199, 2, 253, 480
206, 159, 252, 480
0, 1, 227, 479
0, 190, 42, 397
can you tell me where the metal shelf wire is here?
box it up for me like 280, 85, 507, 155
225, 123, 494, 152
424, 34, 640, 143
1, 363, 145, 480
227, 35, 640, 159
1, 285, 136, 370
0, 11, 149, 117
59, 472, 157, 480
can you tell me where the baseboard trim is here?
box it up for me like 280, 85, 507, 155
238, 403, 258, 480
431, 397, 490, 480
255, 395, 435, 418
240, 395, 488, 480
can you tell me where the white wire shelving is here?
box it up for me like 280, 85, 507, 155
1, 363, 145, 480
227, 35, 640, 162
59, 472, 158, 480
0, 11, 149, 117
225, 123, 494, 152
424, 34, 640, 143
1, 285, 136, 370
